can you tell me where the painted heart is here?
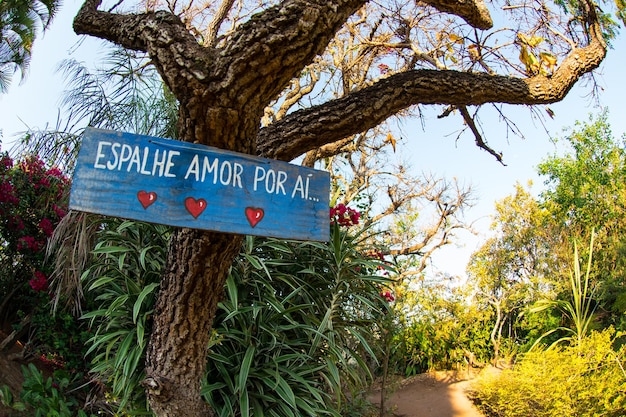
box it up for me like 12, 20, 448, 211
137, 191, 157, 209
185, 197, 207, 219
245, 207, 265, 228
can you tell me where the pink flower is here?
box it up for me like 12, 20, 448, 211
330, 204, 361, 227
0, 182, 19, 205
39, 218, 54, 237
46, 167, 64, 178
380, 290, 395, 303
52, 204, 67, 219
1, 155, 13, 170
18, 236, 42, 252
29, 271, 48, 292
36, 176, 51, 189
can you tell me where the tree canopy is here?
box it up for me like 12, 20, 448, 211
0, 0, 59, 93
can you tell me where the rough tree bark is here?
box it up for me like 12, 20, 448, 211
72, 0, 607, 415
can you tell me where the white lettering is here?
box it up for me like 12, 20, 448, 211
94, 141, 110, 169
232, 163, 243, 188
140, 147, 151, 175
107, 143, 121, 170
184, 155, 200, 180
118, 144, 133, 170
265, 169, 276, 194
127, 146, 142, 172
276, 171, 287, 195
202, 157, 219, 183
253, 166, 266, 191
152, 149, 167, 176
291, 175, 305, 198
164, 151, 179, 178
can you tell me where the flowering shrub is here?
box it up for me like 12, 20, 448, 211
0, 151, 83, 371
330, 203, 360, 227
0, 152, 70, 299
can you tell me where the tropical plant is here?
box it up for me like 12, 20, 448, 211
538, 111, 626, 327
203, 223, 392, 416
0, 0, 59, 93
16, 47, 178, 170
79, 209, 393, 415
530, 232, 598, 349
80, 218, 169, 413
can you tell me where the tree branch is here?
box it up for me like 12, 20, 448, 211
420, 0, 492, 30
258, 28, 606, 161
458, 105, 505, 165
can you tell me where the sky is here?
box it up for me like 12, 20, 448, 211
1, 0, 625, 278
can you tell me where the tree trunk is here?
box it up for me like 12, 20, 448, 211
144, 228, 243, 416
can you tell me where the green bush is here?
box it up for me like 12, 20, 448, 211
0, 363, 98, 417
202, 225, 393, 417
471, 328, 626, 417
81, 212, 393, 415
81, 218, 169, 414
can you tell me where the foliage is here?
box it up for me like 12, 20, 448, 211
202, 222, 393, 417
0, 0, 58, 93
80, 218, 169, 414
391, 286, 492, 375
0, 363, 98, 417
467, 113, 626, 359
0, 151, 88, 368
467, 182, 561, 358
530, 232, 598, 349
16, 47, 179, 170
0, 151, 69, 303
79, 212, 393, 416
471, 328, 626, 417
537, 111, 626, 327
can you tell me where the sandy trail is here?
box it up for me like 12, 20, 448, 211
370, 370, 485, 417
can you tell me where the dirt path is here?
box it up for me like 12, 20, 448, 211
370, 370, 485, 417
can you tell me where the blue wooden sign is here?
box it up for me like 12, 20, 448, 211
70, 128, 330, 241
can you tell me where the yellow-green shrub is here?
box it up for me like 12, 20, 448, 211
470, 328, 626, 417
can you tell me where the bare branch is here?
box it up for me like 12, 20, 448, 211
458, 105, 505, 165
205, 0, 236, 46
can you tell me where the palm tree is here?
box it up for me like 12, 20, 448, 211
0, 0, 59, 93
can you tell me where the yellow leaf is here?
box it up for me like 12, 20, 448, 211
516, 33, 543, 47
519, 45, 539, 75
448, 33, 465, 44
527, 36, 544, 47
540, 52, 558, 72
517, 32, 530, 45
386, 133, 397, 153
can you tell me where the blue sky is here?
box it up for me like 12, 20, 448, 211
1, 0, 625, 277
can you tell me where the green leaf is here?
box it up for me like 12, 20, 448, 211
238, 346, 255, 393
133, 282, 159, 323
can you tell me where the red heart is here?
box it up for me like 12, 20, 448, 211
137, 191, 157, 209
245, 207, 264, 228
185, 197, 207, 219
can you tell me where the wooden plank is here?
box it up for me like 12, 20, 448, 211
69, 128, 330, 241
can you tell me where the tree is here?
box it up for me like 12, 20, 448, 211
538, 111, 626, 326
467, 183, 560, 359
68, 0, 616, 414
0, 0, 59, 93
